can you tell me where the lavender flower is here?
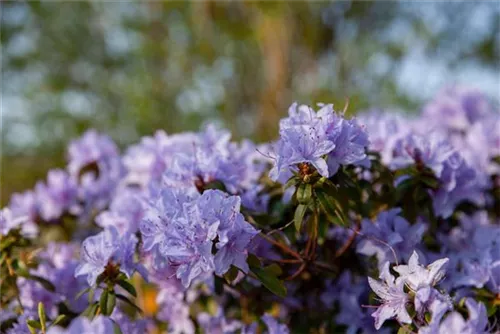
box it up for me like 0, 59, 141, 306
357, 208, 426, 269
0, 207, 38, 237
393, 251, 448, 292
367, 262, 412, 329
140, 188, 257, 288
35, 169, 78, 221
197, 307, 242, 334
47, 315, 115, 334
261, 314, 290, 334
75, 227, 145, 286
419, 298, 489, 334
95, 188, 144, 234
67, 130, 123, 211
391, 132, 455, 177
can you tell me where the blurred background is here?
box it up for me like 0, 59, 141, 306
1, 1, 499, 204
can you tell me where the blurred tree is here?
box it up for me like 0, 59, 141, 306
1, 1, 499, 203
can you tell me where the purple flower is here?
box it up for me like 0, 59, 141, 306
324, 114, 371, 175
414, 287, 452, 324
422, 86, 494, 132
0, 207, 38, 238
393, 251, 449, 292
75, 227, 145, 286
67, 130, 124, 211
156, 282, 195, 334
269, 103, 336, 182
391, 133, 455, 177
357, 208, 426, 269
95, 188, 144, 234
419, 298, 489, 334
47, 315, 115, 334
214, 214, 259, 275
358, 110, 410, 165
35, 169, 78, 221
110, 308, 152, 334
197, 307, 242, 334
140, 188, 257, 288
367, 262, 412, 330
262, 314, 290, 334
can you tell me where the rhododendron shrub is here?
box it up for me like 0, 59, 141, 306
1, 86, 499, 334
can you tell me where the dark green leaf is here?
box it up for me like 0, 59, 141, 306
100, 289, 116, 316
247, 254, 261, 268
29, 275, 56, 292
294, 204, 307, 231
26, 320, 41, 329
264, 264, 282, 276
315, 189, 347, 226
116, 294, 143, 314
250, 266, 287, 297
296, 183, 312, 204
223, 265, 239, 283
117, 279, 137, 297
284, 177, 298, 190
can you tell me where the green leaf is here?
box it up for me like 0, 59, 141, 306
264, 264, 282, 276
28, 275, 56, 292
250, 266, 287, 298
296, 183, 312, 204
50, 315, 67, 328
315, 189, 347, 226
75, 287, 92, 301
247, 254, 261, 268
223, 265, 239, 283
100, 289, 116, 316
116, 294, 143, 314
293, 204, 307, 231
284, 177, 298, 190
26, 320, 41, 329
117, 279, 137, 297
82, 302, 99, 319
38, 302, 47, 332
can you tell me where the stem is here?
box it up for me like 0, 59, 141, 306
259, 233, 302, 260
285, 262, 307, 281
335, 219, 360, 258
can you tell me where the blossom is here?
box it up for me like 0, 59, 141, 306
367, 262, 412, 329
357, 208, 426, 269
261, 314, 290, 334
358, 110, 410, 165
324, 113, 370, 175
47, 315, 115, 334
35, 169, 78, 221
0, 207, 38, 238
393, 251, 449, 291
140, 188, 257, 288
391, 132, 455, 177
67, 130, 123, 211
95, 188, 144, 234
197, 307, 242, 334
75, 227, 145, 286
419, 298, 489, 334
422, 86, 493, 132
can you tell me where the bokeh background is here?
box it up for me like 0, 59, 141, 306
1, 1, 499, 205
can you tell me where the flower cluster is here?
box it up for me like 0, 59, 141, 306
1, 86, 499, 333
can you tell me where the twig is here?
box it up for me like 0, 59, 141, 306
259, 233, 302, 260
335, 220, 360, 258
285, 262, 307, 281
